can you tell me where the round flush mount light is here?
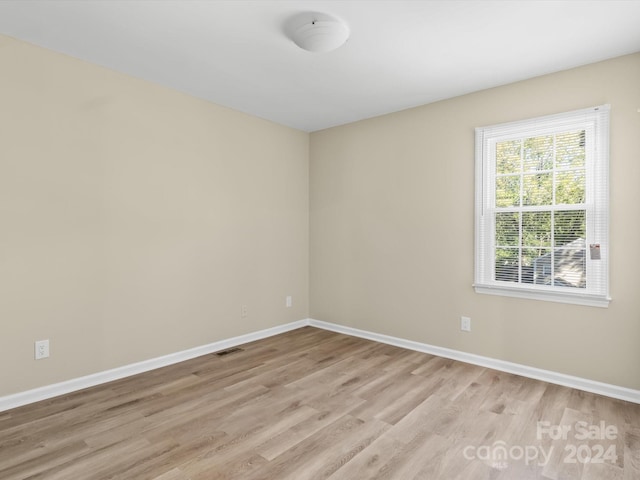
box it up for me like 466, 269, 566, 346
285, 12, 350, 53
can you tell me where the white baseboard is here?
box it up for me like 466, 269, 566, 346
3, 317, 638, 412
0, 319, 307, 413
308, 319, 640, 404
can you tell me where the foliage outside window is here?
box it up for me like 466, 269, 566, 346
475, 106, 610, 307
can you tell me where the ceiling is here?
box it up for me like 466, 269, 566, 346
1, 1, 639, 132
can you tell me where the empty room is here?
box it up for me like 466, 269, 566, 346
1, 1, 639, 479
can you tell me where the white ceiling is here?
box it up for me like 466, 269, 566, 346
1, 1, 639, 132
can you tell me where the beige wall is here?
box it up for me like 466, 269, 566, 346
0, 35, 309, 396
310, 53, 640, 390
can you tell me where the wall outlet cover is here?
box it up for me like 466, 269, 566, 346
35, 340, 50, 360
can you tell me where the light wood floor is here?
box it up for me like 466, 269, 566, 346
1, 327, 639, 479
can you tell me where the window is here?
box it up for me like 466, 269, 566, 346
475, 105, 610, 307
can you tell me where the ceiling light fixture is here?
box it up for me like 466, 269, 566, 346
285, 12, 350, 53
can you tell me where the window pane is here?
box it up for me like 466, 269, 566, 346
495, 212, 519, 246
522, 211, 551, 247
495, 248, 519, 282
529, 248, 552, 285
556, 170, 585, 204
523, 173, 552, 205
496, 140, 521, 174
554, 210, 586, 247
553, 248, 586, 288
556, 130, 585, 169
496, 175, 520, 207
523, 135, 553, 171
524, 247, 549, 284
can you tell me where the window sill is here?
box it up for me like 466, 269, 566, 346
474, 284, 611, 308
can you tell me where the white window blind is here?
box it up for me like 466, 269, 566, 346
474, 105, 610, 307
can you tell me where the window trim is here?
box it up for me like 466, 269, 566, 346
474, 105, 611, 307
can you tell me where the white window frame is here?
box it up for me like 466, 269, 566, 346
474, 105, 610, 307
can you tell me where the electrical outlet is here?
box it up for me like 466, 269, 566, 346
461, 316, 471, 332
286, 296, 292, 307
241, 305, 248, 318
35, 340, 50, 360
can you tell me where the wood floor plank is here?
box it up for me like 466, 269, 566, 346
151, 467, 188, 480
324, 429, 407, 480
1, 326, 638, 479
254, 398, 366, 462
623, 426, 640, 480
